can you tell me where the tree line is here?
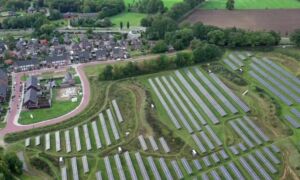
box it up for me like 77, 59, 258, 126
99, 41, 223, 80
0, 148, 23, 179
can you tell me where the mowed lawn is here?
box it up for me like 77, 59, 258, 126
200, 0, 300, 9
124, 0, 182, 8
110, 12, 146, 27
18, 89, 82, 125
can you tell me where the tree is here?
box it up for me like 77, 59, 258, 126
120, 21, 123, 29
151, 40, 168, 53
48, 9, 62, 20
226, 0, 234, 10
127, 21, 130, 29
290, 29, 300, 47
175, 52, 193, 67
193, 43, 223, 63
146, 16, 177, 39
207, 29, 226, 46
101, 65, 113, 80
4, 153, 23, 175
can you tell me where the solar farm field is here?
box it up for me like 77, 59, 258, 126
6, 49, 300, 179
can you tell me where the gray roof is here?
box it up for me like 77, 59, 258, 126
0, 85, 7, 98
63, 72, 73, 83
0, 69, 7, 79
14, 59, 39, 67
24, 89, 38, 104
26, 76, 38, 90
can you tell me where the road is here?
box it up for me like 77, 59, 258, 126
0, 53, 173, 136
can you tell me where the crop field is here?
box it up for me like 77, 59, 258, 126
200, 0, 300, 9
183, 9, 300, 35
5, 49, 300, 179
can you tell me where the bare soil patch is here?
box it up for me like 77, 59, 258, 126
183, 9, 300, 36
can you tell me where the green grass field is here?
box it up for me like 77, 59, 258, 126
18, 88, 82, 125
200, 0, 300, 9
124, 0, 182, 8
110, 12, 146, 27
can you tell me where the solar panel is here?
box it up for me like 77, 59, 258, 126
224, 58, 238, 70
235, 52, 247, 61
135, 152, 150, 180
239, 157, 260, 180
229, 121, 254, 148
159, 137, 170, 153
255, 150, 277, 174
247, 154, 272, 180
106, 109, 120, 140
25, 138, 30, 147
71, 157, 79, 180
243, 116, 270, 142
200, 131, 215, 150
148, 79, 181, 129
82, 155, 89, 173
159, 158, 173, 180
229, 145, 239, 155
148, 136, 158, 151
114, 154, 126, 180
96, 171, 102, 180
219, 149, 229, 160
55, 131, 61, 152
191, 134, 206, 153
284, 115, 300, 128
124, 151, 138, 180
64, 130, 71, 153
291, 108, 300, 118
204, 125, 223, 146
92, 121, 102, 149
249, 71, 293, 106
252, 57, 300, 94
104, 156, 114, 180
270, 144, 280, 153
238, 143, 247, 152
82, 125, 92, 150
219, 165, 233, 180
193, 159, 202, 171
186, 70, 226, 117
45, 133, 50, 150
147, 156, 161, 180
35, 136, 40, 146
193, 68, 238, 114
112, 99, 124, 123
263, 57, 300, 86
211, 153, 220, 163
171, 160, 184, 179
209, 73, 250, 112
61, 166, 67, 180
155, 77, 193, 133
201, 173, 209, 180
236, 118, 262, 145
228, 162, 245, 180
263, 147, 280, 164
138, 135, 148, 151
181, 158, 192, 175
99, 113, 112, 145
169, 76, 207, 125
229, 54, 244, 67
210, 169, 221, 180
175, 71, 219, 124
162, 76, 201, 131
251, 63, 300, 103
74, 127, 81, 151
202, 156, 212, 167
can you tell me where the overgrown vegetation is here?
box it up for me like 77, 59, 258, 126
0, 150, 23, 179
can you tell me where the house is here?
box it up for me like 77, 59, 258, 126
13, 59, 39, 72
94, 49, 107, 61
60, 72, 75, 88
24, 89, 38, 109
26, 76, 39, 91
0, 69, 8, 103
46, 53, 70, 67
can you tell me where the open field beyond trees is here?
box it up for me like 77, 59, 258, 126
183, 9, 300, 36
200, 0, 300, 9
4, 48, 300, 179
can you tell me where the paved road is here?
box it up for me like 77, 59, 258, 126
0, 54, 172, 136
0, 65, 89, 135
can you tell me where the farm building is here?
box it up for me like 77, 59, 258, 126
61, 72, 75, 88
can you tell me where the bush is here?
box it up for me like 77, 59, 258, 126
151, 40, 168, 53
